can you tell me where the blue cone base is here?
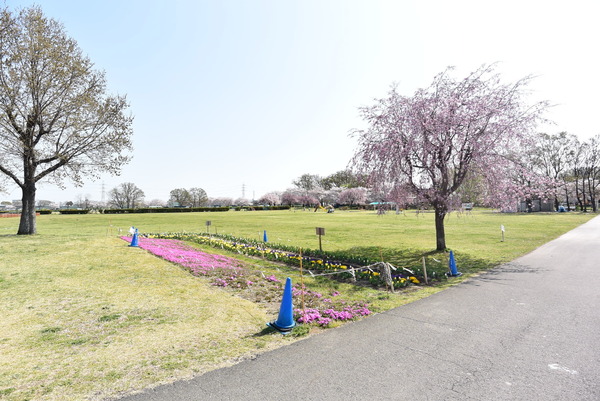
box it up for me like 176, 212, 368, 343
129, 234, 139, 247
448, 250, 460, 276
268, 277, 295, 333
267, 320, 296, 334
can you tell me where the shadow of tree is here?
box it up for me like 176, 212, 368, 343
344, 246, 498, 281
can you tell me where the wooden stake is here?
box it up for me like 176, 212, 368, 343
422, 256, 429, 285
299, 248, 306, 312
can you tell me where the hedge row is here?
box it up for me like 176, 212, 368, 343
31, 206, 292, 215
102, 207, 231, 214
234, 205, 291, 211
59, 209, 90, 214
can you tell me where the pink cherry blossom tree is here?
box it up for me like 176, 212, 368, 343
281, 189, 301, 206
338, 187, 367, 207
352, 65, 549, 250
258, 192, 281, 206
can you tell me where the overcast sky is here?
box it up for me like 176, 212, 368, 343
3, 0, 600, 204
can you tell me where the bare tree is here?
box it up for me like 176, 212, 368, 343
169, 188, 191, 207
292, 174, 322, 192
0, 6, 133, 234
189, 187, 208, 207
108, 183, 144, 209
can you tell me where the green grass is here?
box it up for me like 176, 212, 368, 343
0, 209, 595, 400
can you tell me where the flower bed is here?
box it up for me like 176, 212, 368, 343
145, 232, 422, 288
121, 236, 372, 327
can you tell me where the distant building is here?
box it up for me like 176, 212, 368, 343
517, 199, 553, 212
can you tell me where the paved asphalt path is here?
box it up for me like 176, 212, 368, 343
118, 216, 600, 400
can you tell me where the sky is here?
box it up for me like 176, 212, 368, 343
2, 0, 600, 204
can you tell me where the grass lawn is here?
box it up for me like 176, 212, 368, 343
0, 209, 595, 400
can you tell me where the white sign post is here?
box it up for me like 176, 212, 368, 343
501, 225, 505, 242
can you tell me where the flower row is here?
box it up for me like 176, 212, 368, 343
146, 232, 421, 288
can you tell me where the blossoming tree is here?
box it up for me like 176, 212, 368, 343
338, 187, 367, 207
352, 65, 549, 250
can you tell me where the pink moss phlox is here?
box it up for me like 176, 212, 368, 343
265, 275, 280, 283
121, 236, 244, 276
295, 308, 322, 324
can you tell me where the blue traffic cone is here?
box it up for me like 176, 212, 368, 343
448, 250, 461, 277
129, 229, 139, 247
263, 230, 268, 242
267, 277, 296, 333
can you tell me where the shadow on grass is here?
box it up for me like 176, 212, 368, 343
345, 246, 498, 278
253, 326, 277, 337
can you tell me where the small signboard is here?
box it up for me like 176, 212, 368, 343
206, 221, 212, 226
316, 227, 325, 251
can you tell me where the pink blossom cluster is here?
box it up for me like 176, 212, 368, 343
295, 303, 371, 327
292, 286, 322, 299
122, 236, 246, 279
264, 275, 280, 283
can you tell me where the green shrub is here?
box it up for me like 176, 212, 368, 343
236, 206, 290, 211
102, 207, 230, 214
59, 209, 89, 215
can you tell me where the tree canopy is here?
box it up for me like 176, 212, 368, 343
352, 65, 549, 250
0, 6, 133, 234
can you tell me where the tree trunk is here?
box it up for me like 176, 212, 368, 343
18, 183, 37, 235
575, 176, 583, 211
434, 207, 446, 251
588, 178, 597, 212
582, 174, 588, 212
